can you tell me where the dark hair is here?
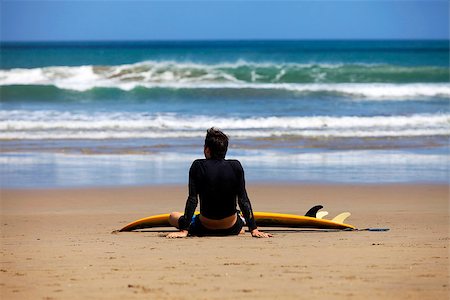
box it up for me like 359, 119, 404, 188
204, 127, 229, 159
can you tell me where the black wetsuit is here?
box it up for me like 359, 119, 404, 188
178, 158, 257, 232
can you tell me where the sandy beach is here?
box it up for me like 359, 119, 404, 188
1, 184, 448, 299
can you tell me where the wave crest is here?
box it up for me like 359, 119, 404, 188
1, 61, 449, 98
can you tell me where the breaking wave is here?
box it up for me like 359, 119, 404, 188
1, 110, 449, 140
1, 61, 449, 99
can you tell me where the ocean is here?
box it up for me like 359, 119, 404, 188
0, 40, 449, 188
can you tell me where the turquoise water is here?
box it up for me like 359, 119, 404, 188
1, 40, 449, 187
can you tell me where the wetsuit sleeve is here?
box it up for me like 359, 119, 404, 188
234, 161, 257, 231
178, 161, 199, 230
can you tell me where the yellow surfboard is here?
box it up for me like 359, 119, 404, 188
118, 206, 355, 231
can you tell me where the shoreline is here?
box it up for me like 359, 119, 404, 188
2, 148, 448, 188
2, 181, 449, 191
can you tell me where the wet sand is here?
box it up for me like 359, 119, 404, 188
1, 184, 448, 299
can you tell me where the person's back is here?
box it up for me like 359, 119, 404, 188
166, 128, 272, 238
191, 158, 243, 220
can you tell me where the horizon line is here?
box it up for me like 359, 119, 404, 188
1, 38, 449, 44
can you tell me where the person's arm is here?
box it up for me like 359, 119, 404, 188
180, 160, 199, 229
167, 161, 199, 238
235, 161, 272, 238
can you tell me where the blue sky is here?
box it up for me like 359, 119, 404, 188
1, 0, 448, 41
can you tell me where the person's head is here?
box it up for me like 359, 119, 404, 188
204, 127, 229, 159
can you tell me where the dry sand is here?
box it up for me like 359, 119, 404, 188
1, 184, 449, 299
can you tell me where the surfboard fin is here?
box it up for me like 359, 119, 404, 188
331, 212, 351, 224
304, 205, 324, 218
316, 211, 329, 219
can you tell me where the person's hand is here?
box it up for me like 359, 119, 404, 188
166, 230, 189, 239
251, 229, 273, 238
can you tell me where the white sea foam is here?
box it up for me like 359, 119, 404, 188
1, 111, 449, 139
1, 61, 449, 98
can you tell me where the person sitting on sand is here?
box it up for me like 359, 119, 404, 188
167, 127, 272, 238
